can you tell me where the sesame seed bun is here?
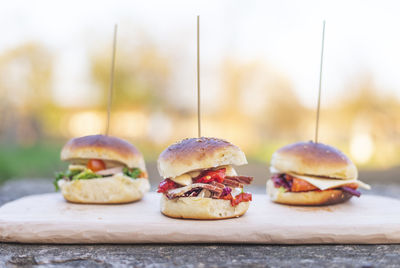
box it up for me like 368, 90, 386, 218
266, 179, 352, 206
61, 135, 146, 171
157, 137, 247, 178
270, 141, 357, 180
160, 195, 250, 219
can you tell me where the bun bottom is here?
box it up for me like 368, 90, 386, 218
266, 179, 352, 206
160, 195, 250, 219
59, 174, 150, 204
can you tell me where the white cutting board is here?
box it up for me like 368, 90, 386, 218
0, 193, 399, 244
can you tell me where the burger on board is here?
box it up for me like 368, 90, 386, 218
157, 137, 253, 219
267, 141, 370, 206
54, 134, 150, 204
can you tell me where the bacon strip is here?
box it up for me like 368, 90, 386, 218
222, 178, 243, 188
225, 176, 253, 185
210, 181, 225, 188
209, 181, 225, 198
201, 183, 224, 195
211, 191, 222, 198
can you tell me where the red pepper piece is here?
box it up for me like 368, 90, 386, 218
220, 192, 252, 206
231, 192, 252, 206
221, 193, 233, 200
157, 179, 177, 193
196, 168, 226, 184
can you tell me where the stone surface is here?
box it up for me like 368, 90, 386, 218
1, 243, 400, 268
1, 177, 400, 267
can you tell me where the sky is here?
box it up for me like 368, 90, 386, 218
1, 0, 400, 109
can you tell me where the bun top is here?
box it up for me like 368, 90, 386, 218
157, 137, 247, 178
270, 141, 357, 180
61, 134, 146, 170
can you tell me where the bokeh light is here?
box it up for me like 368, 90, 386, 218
1, 1, 400, 180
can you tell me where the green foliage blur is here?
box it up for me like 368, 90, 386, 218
0, 143, 64, 182
1, 38, 400, 183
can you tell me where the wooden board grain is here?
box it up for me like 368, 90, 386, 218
0, 193, 399, 244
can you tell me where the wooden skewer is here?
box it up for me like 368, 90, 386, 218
105, 24, 118, 136
197, 15, 201, 138
314, 20, 325, 143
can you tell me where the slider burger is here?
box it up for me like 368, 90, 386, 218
54, 134, 150, 204
267, 141, 370, 206
157, 137, 253, 219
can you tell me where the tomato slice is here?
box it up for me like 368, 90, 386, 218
86, 159, 106, 172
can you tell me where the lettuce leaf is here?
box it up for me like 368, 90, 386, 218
53, 169, 81, 191
123, 167, 141, 179
278, 186, 287, 193
72, 168, 101, 181
53, 168, 101, 191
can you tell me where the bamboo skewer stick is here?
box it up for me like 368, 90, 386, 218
105, 24, 118, 136
197, 15, 201, 138
314, 20, 326, 143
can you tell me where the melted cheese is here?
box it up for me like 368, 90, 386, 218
270, 166, 371, 190
188, 170, 201, 178
170, 174, 192, 186
221, 165, 238, 176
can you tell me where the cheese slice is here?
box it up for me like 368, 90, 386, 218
270, 166, 370, 190
288, 173, 371, 191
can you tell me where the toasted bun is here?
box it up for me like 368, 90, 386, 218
58, 175, 150, 204
158, 137, 247, 178
266, 179, 352, 206
61, 135, 146, 170
271, 141, 357, 180
160, 195, 250, 219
